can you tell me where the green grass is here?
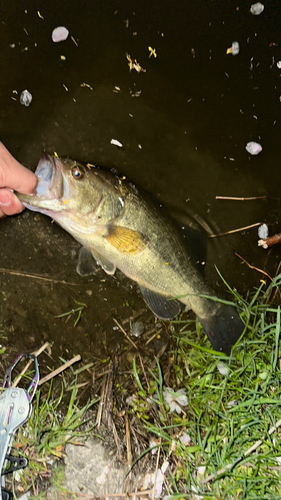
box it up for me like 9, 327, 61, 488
128, 274, 281, 499
7, 273, 281, 500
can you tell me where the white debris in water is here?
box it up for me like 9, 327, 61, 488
52, 26, 69, 42
277, 61, 281, 69
110, 138, 123, 147
258, 223, 269, 239
250, 2, 264, 15
217, 362, 229, 376
20, 89, 33, 106
131, 321, 144, 337
227, 41, 240, 56
245, 141, 262, 155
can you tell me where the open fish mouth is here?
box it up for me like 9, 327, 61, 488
34, 153, 65, 200
17, 153, 70, 214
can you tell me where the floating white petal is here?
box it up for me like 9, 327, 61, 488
245, 141, 262, 155
52, 26, 69, 42
20, 89, 32, 106
227, 41, 240, 56
258, 224, 268, 239
250, 2, 264, 15
110, 138, 123, 147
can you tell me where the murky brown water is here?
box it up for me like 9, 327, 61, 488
1, 0, 281, 367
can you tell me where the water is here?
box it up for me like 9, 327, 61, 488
1, 0, 281, 361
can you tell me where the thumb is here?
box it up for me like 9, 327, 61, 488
0, 143, 37, 193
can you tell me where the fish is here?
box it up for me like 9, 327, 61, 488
18, 153, 244, 354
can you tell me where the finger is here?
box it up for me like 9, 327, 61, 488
0, 142, 37, 193
0, 189, 25, 216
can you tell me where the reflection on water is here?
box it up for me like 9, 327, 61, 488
1, 0, 281, 356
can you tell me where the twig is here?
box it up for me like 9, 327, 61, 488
203, 418, 281, 483
116, 317, 150, 391
0, 267, 78, 286
12, 342, 51, 387
125, 415, 132, 494
138, 352, 150, 393
235, 253, 273, 281
122, 308, 147, 325
216, 196, 267, 201
258, 232, 281, 249
113, 318, 138, 350
125, 415, 132, 468
38, 354, 81, 385
146, 330, 161, 346
32, 342, 52, 358
152, 442, 161, 500
71, 35, 79, 47
96, 375, 107, 428
209, 222, 262, 238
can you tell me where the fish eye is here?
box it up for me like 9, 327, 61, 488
72, 167, 84, 180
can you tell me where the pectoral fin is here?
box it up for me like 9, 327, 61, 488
76, 247, 98, 276
139, 286, 182, 320
105, 226, 147, 254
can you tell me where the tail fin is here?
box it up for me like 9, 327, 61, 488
199, 304, 244, 354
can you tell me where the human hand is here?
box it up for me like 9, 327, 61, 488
0, 143, 37, 219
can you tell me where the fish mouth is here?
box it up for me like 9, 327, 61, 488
18, 153, 70, 212
35, 153, 64, 199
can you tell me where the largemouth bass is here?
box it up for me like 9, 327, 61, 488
18, 154, 244, 354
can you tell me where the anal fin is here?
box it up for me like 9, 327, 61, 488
139, 286, 182, 320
